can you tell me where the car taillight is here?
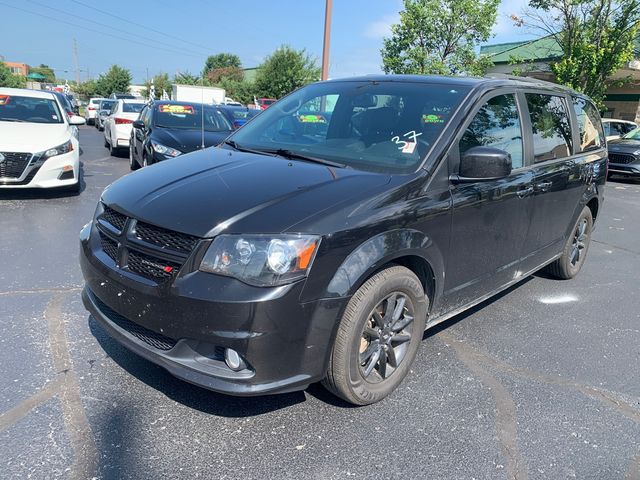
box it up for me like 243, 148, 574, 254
88, 106, 96, 110
115, 117, 133, 124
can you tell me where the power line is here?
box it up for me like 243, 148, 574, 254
70, 0, 214, 54
25, 0, 209, 58
0, 2, 205, 61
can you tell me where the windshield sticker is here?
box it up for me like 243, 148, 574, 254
392, 130, 422, 153
0, 95, 10, 105
298, 114, 326, 123
422, 114, 445, 124
159, 104, 195, 115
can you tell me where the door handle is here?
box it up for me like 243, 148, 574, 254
516, 186, 534, 198
535, 181, 553, 192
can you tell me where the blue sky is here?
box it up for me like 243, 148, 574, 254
1, 0, 535, 84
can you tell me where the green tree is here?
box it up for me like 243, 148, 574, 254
74, 79, 98, 99
29, 64, 56, 83
142, 73, 172, 99
174, 71, 202, 85
94, 65, 132, 97
523, 0, 640, 107
254, 46, 320, 99
0, 62, 27, 88
203, 53, 242, 78
381, 0, 499, 76
217, 77, 255, 104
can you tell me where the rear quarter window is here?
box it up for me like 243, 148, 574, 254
572, 97, 605, 152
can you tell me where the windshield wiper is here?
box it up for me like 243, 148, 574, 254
0, 118, 26, 122
223, 140, 278, 157
269, 148, 348, 169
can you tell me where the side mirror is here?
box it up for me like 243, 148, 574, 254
132, 120, 145, 129
451, 146, 512, 183
69, 115, 86, 126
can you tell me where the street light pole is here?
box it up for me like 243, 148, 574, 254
321, 0, 332, 80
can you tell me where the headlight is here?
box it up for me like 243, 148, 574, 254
40, 140, 73, 159
151, 141, 181, 157
200, 234, 320, 286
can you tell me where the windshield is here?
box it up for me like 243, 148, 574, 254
99, 100, 115, 110
622, 127, 640, 140
154, 104, 232, 132
230, 81, 470, 173
122, 102, 145, 113
0, 94, 64, 124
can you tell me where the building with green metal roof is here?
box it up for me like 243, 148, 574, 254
481, 35, 640, 122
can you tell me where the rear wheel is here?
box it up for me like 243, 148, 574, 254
109, 138, 118, 157
545, 206, 593, 279
323, 266, 427, 405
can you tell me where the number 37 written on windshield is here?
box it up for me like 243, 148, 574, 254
391, 131, 422, 153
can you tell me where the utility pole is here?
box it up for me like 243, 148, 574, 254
321, 0, 332, 80
73, 38, 80, 85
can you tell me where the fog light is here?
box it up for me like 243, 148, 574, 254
224, 348, 246, 371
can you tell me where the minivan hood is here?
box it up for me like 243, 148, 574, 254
0, 122, 71, 152
152, 127, 231, 153
102, 148, 391, 237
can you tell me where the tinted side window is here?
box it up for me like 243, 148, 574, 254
572, 97, 605, 152
459, 94, 523, 169
619, 122, 635, 135
525, 93, 572, 162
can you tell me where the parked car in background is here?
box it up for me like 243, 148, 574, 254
109, 92, 137, 100
129, 101, 233, 169
0, 87, 85, 191
51, 91, 75, 120
85, 97, 106, 125
607, 127, 640, 179
95, 99, 116, 131
103, 99, 145, 155
80, 75, 606, 405
602, 118, 637, 141
217, 105, 261, 129
256, 98, 276, 110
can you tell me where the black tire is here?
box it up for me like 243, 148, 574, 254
109, 140, 118, 157
545, 206, 593, 280
129, 145, 139, 170
104, 136, 109, 148
322, 266, 428, 405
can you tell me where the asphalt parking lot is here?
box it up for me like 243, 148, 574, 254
1, 125, 639, 480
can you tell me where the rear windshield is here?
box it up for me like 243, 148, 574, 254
231, 81, 471, 173
99, 100, 115, 109
122, 103, 145, 113
0, 94, 63, 124
90, 99, 102, 105
155, 104, 232, 132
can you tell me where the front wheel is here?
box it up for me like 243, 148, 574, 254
545, 206, 593, 279
129, 144, 139, 170
322, 266, 428, 405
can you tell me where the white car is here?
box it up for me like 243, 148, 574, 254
85, 97, 106, 125
0, 87, 85, 191
103, 99, 145, 155
602, 118, 638, 141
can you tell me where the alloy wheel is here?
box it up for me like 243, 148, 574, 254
359, 292, 414, 383
570, 218, 588, 266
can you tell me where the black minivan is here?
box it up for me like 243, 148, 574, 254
80, 75, 606, 405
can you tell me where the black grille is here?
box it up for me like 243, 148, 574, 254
101, 206, 127, 232
90, 290, 177, 351
0, 152, 31, 179
99, 232, 119, 262
0, 166, 40, 185
609, 153, 637, 165
135, 221, 199, 254
126, 250, 180, 281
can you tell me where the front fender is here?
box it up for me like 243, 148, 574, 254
322, 229, 444, 307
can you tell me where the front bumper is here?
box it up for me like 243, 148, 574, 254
80, 224, 347, 395
0, 149, 79, 189
608, 162, 640, 176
